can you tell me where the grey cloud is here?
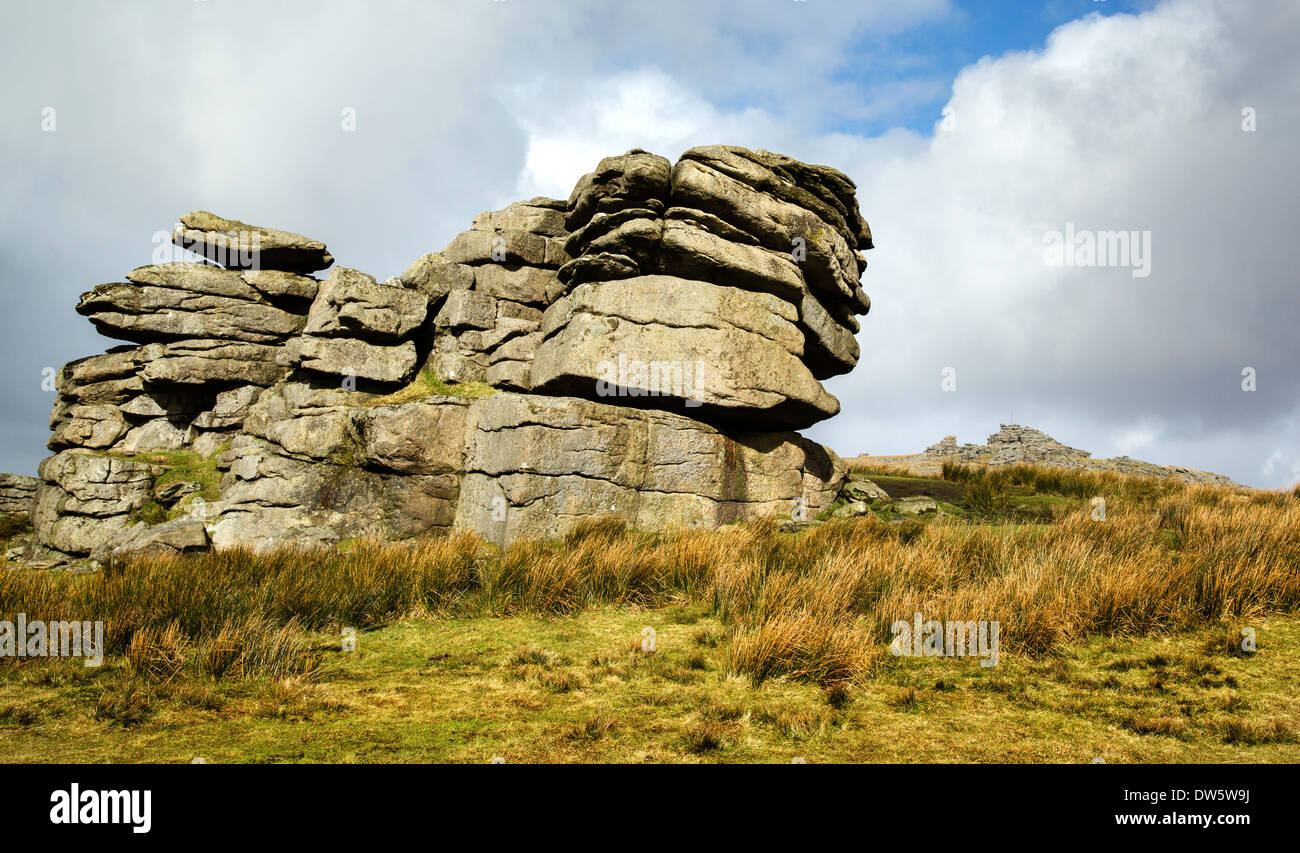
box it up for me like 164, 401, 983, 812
2, 0, 1295, 491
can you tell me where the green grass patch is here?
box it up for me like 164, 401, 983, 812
366, 370, 497, 406
115, 449, 224, 524
0, 609, 1295, 763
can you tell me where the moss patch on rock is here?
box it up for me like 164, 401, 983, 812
365, 369, 498, 407
108, 449, 224, 525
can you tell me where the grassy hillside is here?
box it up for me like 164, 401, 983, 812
2, 464, 1298, 762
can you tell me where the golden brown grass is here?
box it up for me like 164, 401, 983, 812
2, 470, 1297, 694
941, 460, 1182, 501
848, 461, 918, 478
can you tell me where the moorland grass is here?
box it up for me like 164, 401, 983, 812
3, 466, 1297, 690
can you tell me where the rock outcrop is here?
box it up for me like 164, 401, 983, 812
924, 425, 1090, 466
855, 425, 1237, 486
0, 474, 38, 515
531, 146, 870, 429
22, 145, 874, 563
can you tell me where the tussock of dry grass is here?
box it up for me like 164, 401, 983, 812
3, 468, 1298, 690
848, 462, 916, 478
941, 461, 1187, 500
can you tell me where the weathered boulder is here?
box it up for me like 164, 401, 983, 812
77, 279, 306, 344
91, 516, 211, 564
290, 336, 418, 385
402, 197, 571, 392
303, 267, 427, 341
831, 501, 871, 518
441, 228, 550, 267
172, 210, 334, 273
434, 289, 498, 331
679, 145, 872, 250
435, 198, 573, 269
557, 251, 641, 288
552, 145, 871, 405
137, 339, 289, 387
210, 434, 461, 550
894, 496, 938, 515
36, 451, 156, 518
565, 214, 664, 274
191, 385, 262, 430
530, 276, 839, 429
456, 393, 846, 545
656, 215, 860, 377
28, 451, 158, 558
200, 390, 845, 550
57, 347, 151, 390
472, 264, 556, 306
398, 252, 476, 302
669, 158, 868, 313
125, 263, 261, 297
117, 389, 207, 420
566, 150, 672, 231
356, 399, 473, 475
842, 478, 889, 502
48, 404, 130, 451
54, 374, 143, 407
154, 480, 204, 505
116, 418, 188, 453
472, 198, 568, 237
0, 474, 38, 515
240, 381, 367, 461
424, 342, 489, 385
240, 269, 320, 305
656, 213, 805, 302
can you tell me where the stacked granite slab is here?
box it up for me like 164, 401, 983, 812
398, 197, 569, 391
531, 145, 872, 430
57, 210, 343, 462
31, 213, 345, 560
291, 267, 428, 385
24, 145, 873, 561
924, 425, 1091, 465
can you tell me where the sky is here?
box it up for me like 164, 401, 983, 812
1, 0, 1296, 488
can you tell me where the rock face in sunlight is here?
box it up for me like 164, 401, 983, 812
19, 145, 875, 563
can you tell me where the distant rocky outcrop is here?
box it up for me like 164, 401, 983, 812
856, 425, 1236, 486
924, 425, 1091, 466
17, 145, 873, 564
